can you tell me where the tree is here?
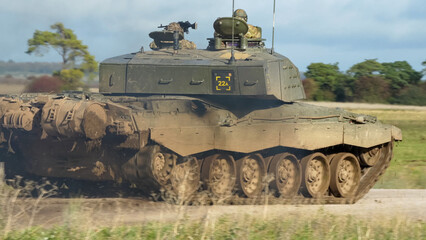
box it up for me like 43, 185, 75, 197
302, 78, 318, 100
347, 59, 383, 78
422, 60, 426, 76
305, 63, 340, 90
54, 69, 84, 90
334, 75, 354, 102
353, 76, 391, 103
391, 82, 426, 106
381, 61, 422, 90
26, 23, 98, 90
305, 63, 346, 101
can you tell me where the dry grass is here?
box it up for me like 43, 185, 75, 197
0, 164, 58, 238
1, 209, 424, 240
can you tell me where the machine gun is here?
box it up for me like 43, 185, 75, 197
157, 21, 197, 34
178, 21, 197, 33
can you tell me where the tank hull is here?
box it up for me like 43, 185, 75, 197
0, 94, 401, 204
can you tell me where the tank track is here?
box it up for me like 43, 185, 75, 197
122, 142, 393, 205
218, 142, 393, 205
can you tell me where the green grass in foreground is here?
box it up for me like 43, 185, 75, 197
2, 213, 425, 240
350, 109, 426, 189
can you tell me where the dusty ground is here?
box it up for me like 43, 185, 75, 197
0, 83, 26, 95
303, 101, 426, 111
6, 189, 425, 229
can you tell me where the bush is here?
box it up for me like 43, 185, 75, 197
57, 69, 84, 91
25, 75, 63, 93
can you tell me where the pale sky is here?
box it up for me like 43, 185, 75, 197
1, 0, 425, 73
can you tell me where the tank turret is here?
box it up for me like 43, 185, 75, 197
100, 16, 304, 103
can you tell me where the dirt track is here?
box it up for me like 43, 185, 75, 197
302, 101, 426, 111
7, 189, 425, 229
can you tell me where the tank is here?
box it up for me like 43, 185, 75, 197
0, 13, 402, 204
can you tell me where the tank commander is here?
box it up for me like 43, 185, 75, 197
233, 9, 262, 39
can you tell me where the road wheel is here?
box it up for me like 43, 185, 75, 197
268, 153, 302, 197
201, 153, 236, 197
236, 154, 266, 198
300, 152, 330, 198
359, 145, 383, 167
330, 153, 361, 198
152, 151, 175, 186
121, 145, 175, 191
171, 157, 200, 200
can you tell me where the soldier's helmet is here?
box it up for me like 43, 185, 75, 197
233, 9, 248, 22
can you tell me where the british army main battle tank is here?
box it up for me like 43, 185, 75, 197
0, 10, 402, 204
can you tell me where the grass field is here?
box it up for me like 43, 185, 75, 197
2, 212, 425, 240
350, 109, 426, 189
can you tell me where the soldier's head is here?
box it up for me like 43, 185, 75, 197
233, 9, 248, 22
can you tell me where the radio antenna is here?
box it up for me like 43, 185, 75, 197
271, 0, 276, 54
229, 0, 236, 64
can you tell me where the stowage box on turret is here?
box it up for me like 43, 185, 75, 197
0, 10, 401, 204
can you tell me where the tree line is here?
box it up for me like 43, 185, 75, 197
302, 60, 426, 106
0, 61, 61, 75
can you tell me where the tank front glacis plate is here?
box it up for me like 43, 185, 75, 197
99, 49, 305, 102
